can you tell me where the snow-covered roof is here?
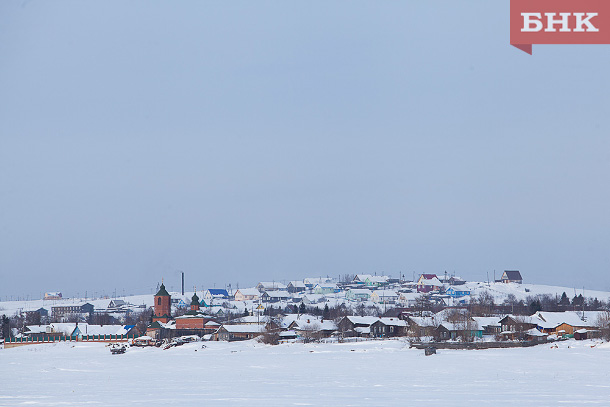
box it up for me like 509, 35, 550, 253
345, 316, 379, 326
439, 321, 481, 331
371, 290, 398, 297
533, 311, 595, 329
257, 282, 287, 290
472, 317, 501, 328
292, 319, 337, 331
281, 314, 318, 327
526, 328, 547, 337
263, 290, 290, 298
348, 289, 372, 295
230, 315, 270, 324
220, 324, 266, 333
302, 294, 325, 301
374, 318, 407, 327
115, 325, 136, 335
25, 325, 47, 334
581, 311, 607, 323
288, 281, 306, 288
418, 277, 443, 287
205, 289, 229, 297
501, 314, 535, 324
303, 277, 333, 285
433, 308, 468, 320
235, 288, 260, 296
407, 317, 438, 328
314, 283, 338, 289
366, 276, 389, 283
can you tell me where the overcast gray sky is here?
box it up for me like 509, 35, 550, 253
1, 1, 610, 299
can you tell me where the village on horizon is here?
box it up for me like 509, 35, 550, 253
2, 270, 609, 350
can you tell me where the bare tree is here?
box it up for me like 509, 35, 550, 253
87, 312, 116, 325
300, 323, 322, 343
25, 312, 41, 326
471, 292, 495, 316
339, 274, 356, 284
259, 317, 282, 345
414, 295, 432, 317
596, 311, 610, 341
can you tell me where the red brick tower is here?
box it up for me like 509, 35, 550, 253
153, 282, 172, 323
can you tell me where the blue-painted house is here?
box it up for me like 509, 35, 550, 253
445, 287, 471, 298
203, 289, 230, 304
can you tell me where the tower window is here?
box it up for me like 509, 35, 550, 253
157, 298, 161, 305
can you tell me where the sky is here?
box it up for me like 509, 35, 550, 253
1, 1, 610, 299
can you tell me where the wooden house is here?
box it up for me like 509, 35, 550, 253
352, 275, 373, 284
405, 316, 438, 338
216, 324, 265, 341
416, 274, 443, 293
436, 321, 483, 341
370, 318, 407, 338
233, 288, 260, 302
364, 276, 390, 287
500, 270, 523, 284
370, 290, 398, 304
288, 317, 337, 339
499, 315, 537, 340
336, 316, 379, 337
261, 290, 290, 303
256, 282, 287, 292
472, 317, 502, 336
287, 281, 307, 293
532, 311, 596, 337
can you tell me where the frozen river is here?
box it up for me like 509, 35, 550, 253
1, 339, 609, 406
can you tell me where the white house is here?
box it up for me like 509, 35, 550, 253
234, 288, 260, 302
345, 289, 371, 301
370, 290, 398, 304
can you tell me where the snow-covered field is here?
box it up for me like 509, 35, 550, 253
2, 339, 610, 406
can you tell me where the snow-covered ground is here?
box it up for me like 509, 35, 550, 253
1, 339, 610, 406
464, 282, 610, 303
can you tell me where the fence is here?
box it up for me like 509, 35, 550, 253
409, 339, 554, 350
5, 334, 140, 346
